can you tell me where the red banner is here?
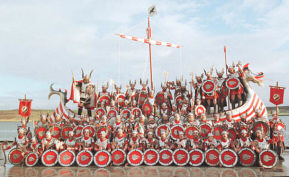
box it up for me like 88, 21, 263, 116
19, 99, 32, 117
270, 87, 285, 105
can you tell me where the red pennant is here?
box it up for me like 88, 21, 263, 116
270, 87, 285, 105
19, 99, 32, 117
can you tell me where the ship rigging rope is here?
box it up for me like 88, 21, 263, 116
120, 19, 147, 34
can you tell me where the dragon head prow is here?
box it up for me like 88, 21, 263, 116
48, 83, 68, 104
242, 63, 264, 87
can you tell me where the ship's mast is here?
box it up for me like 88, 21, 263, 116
147, 17, 153, 89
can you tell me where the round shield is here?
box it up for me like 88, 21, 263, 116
96, 126, 110, 139
132, 107, 142, 118
155, 92, 165, 105
94, 150, 111, 167
238, 148, 256, 167
195, 105, 206, 116
159, 149, 173, 166
95, 108, 106, 118
73, 125, 84, 139
259, 149, 278, 169
155, 124, 171, 139
175, 95, 183, 105
58, 150, 75, 167
76, 150, 93, 167
108, 109, 117, 119
199, 123, 212, 139
219, 149, 238, 167
61, 126, 73, 139
274, 121, 286, 131
227, 128, 237, 141
253, 122, 269, 136
142, 102, 153, 115
82, 125, 95, 137
35, 127, 46, 141
202, 80, 216, 94
98, 95, 111, 107
127, 149, 144, 166
239, 125, 250, 137
25, 152, 39, 167
225, 77, 240, 90
8, 148, 23, 165
188, 149, 204, 166
213, 126, 225, 140
116, 94, 126, 106
41, 149, 58, 167
171, 125, 185, 140
139, 92, 148, 105
121, 109, 131, 119
49, 126, 61, 139
144, 149, 159, 166
205, 149, 220, 166
185, 126, 199, 139
111, 149, 126, 166
173, 148, 189, 166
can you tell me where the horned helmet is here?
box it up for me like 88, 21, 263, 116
228, 61, 236, 74
81, 69, 93, 84
140, 79, 148, 90
129, 80, 137, 89
195, 73, 204, 83
216, 68, 225, 78
161, 82, 167, 91
115, 84, 122, 92
102, 82, 109, 91
204, 67, 213, 80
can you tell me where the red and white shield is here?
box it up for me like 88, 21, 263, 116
98, 95, 111, 107
142, 102, 153, 115
253, 122, 269, 136
121, 109, 131, 119
41, 149, 58, 167
155, 92, 165, 105
159, 149, 173, 166
202, 80, 216, 94
8, 148, 23, 165
116, 94, 126, 106
58, 150, 75, 167
225, 77, 240, 90
139, 93, 148, 105
61, 126, 73, 139
173, 148, 189, 166
96, 126, 110, 139
49, 126, 61, 139
170, 125, 185, 140
111, 149, 126, 166
274, 121, 286, 131
127, 149, 144, 166
25, 152, 39, 167
144, 149, 159, 166
238, 148, 256, 167
132, 108, 142, 118
108, 109, 117, 119
213, 126, 225, 140
35, 127, 46, 141
199, 123, 212, 138
205, 149, 220, 166
155, 124, 171, 139
175, 95, 182, 104
194, 105, 206, 116
94, 150, 111, 167
227, 128, 237, 141
219, 149, 238, 167
259, 150, 278, 169
96, 108, 106, 118
82, 125, 95, 137
185, 126, 199, 139
189, 149, 204, 166
73, 125, 84, 139
76, 150, 93, 167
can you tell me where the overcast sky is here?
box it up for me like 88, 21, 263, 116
0, 0, 288, 110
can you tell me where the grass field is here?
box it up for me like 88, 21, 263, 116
0, 106, 288, 122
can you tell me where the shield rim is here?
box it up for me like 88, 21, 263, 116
25, 152, 39, 167
99, 95, 111, 107
49, 126, 62, 139
253, 122, 269, 136
61, 126, 73, 139
93, 150, 111, 167
8, 148, 24, 165
170, 125, 185, 140
155, 124, 171, 139
142, 102, 153, 115
111, 149, 126, 166
159, 149, 173, 166
185, 125, 199, 139
188, 149, 205, 166
58, 150, 76, 167
225, 77, 240, 90
76, 150, 93, 167
213, 126, 225, 140
143, 149, 159, 166
219, 149, 238, 168
41, 149, 58, 167
227, 128, 237, 141
82, 125, 96, 137
35, 126, 47, 141
120, 109, 131, 119
139, 93, 148, 105
155, 92, 165, 105
198, 123, 212, 139
274, 121, 286, 131
95, 108, 106, 117
259, 149, 278, 169
172, 148, 189, 166
238, 148, 256, 167
96, 126, 110, 139
108, 109, 118, 119
205, 149, 220, 166
201, 80, 216, 94
116, 94, 126, 106
194, 105, 206, 116
73, 125, 84, 138
127, 149, 144, 166
132, 108, 142, 118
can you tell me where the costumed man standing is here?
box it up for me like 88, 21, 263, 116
70, 69, 96, 117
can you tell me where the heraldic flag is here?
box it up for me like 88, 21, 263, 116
270, 87, 285, 105
19, 98, 32, 117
